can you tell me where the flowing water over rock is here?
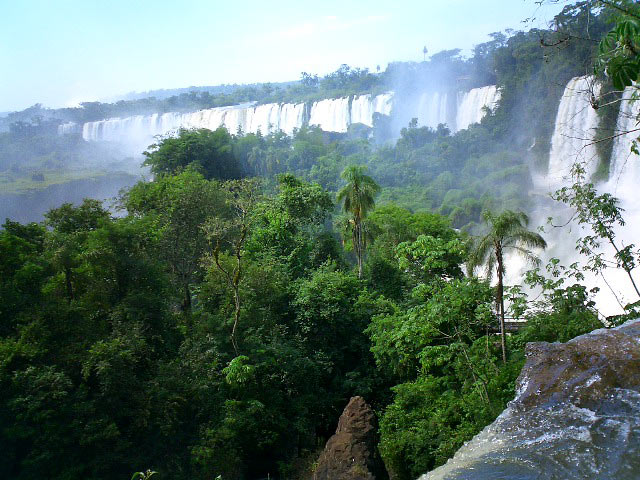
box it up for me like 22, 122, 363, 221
406, 86, 499, 132
308, 97, 351, 132
455, 85, 501, 132
72, 86, 498, 154
57, 121, 80, 135
81, 102, 307, 150
609, 86, 640, 188
78, 94, 394, 153
414, 91, 452, 130
546, 76, 601, 189
419, 319, 640, 480
505, 76, 640, 316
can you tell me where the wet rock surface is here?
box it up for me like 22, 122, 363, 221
313, 396, 388, 480
419, 319, 640, 480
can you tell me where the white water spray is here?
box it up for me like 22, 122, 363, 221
77, 93, 395, 153
455, 85, 501, 132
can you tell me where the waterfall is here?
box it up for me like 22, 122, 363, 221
600, 85, 640, 312
373, 92, 393, 117
351, 93, 394, 127
78, 93, 395, 149
222, 106, 249, 135
57, 122, 79, 135
398, 86, 498, 133
70, 88, 500, 146
414, 91, 451, 130
279, 103, 306, 134
351, 94, 375, 127
546, 76, 601, 188
503, 76, 640, 317
455, 85, 500, 132
609, 85, 640, 186
308, 97, 351, 132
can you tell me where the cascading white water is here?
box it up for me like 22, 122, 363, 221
609, 85, 640, 186
308, 97, 351, 132
455, 85, 501, 132
77, 93, 395, 151
540, 75, 640, 314
350, 94, 375, 127
57, 122, 79, 135
599, 85, 640, 312
372, 92, 393, 117
72, 86, 501, 147
503, 76, 640, 317
415, 91, 450, 130
278, 103, 306, 134
546, 76, 601, 188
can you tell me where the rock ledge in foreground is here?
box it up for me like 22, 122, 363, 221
419, 319, 640, 480
313, 396, 388, 480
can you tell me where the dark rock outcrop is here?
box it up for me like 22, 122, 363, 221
419, 319, 640, 480
313, 396, 388, 480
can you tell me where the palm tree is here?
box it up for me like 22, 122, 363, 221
337, 165, 380, 278
467, 210, 547, 363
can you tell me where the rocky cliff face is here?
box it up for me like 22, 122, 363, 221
313, 396, 388, 480
419, 319, 640, 480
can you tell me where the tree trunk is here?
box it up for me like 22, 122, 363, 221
182, 282, 191, 313
231, 286, 240, 355
357, 223, 363, 279
64, 266, 74, 303
496, 249, 507, 364
354, 220, 363, 279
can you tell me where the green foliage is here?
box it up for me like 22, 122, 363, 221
123, 169, 226, 313
396, 235, 466, 284
370, 278, 511, 479
143, 128, 242, 180
248, 174, 335, 276
131, 470, 157, 480
467, 209, 547, 363
337, 165, 380, 277
553, 179, 640, 301
597, 6, 640, 89
223, 356, 256, 386
467, 210, 547, 280
368, 278, 494, 379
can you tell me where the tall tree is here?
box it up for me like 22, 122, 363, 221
337, 165, 380, 278
204, 178, 261, 354
467, 210, 547, 363
122, 169, 225, 315
143, 127, 242, 180
44, 199, 111, 302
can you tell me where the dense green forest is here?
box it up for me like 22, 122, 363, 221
3, 2, 640, 479
0, 169, 602, 479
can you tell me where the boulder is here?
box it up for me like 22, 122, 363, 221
313, 396, 388, 480
419, 319, 640, 480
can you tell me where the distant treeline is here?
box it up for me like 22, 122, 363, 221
1, 65, 387, 129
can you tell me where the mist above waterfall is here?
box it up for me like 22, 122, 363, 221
500, 75, 640, 318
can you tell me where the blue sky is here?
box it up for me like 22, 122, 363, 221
0, 0, 567, 112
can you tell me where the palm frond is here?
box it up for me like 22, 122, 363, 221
469, 209, 546, 282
